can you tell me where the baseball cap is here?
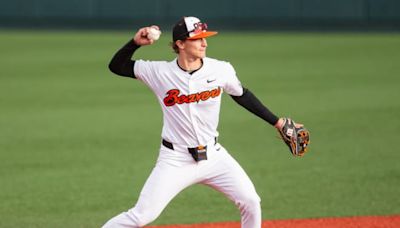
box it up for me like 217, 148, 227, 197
172, 16, 218, 42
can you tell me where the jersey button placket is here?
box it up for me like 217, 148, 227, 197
188, 77, 201, 146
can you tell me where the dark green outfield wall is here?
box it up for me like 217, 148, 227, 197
0, 0, 399, 29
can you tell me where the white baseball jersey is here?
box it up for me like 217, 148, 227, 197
134, 57, 243, 147
103, 57, 262, 228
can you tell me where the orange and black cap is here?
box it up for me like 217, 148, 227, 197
172, 16, 218, 42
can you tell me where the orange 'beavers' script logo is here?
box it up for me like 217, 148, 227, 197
163, 87, 221, 107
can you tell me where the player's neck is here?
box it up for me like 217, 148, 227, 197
177, 56, 203, 73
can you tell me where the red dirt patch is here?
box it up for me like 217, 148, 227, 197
148, 215, 400, 228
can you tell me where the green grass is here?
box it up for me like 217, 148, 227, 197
1, 30, 400, 227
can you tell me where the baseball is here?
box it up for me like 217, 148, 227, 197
147, 27, 161, 41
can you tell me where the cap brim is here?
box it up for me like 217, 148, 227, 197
187, 31, 218, 40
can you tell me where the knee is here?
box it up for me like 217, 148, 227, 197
101, 212, 137, 228
101, 209, 159, 228
127, 207, 160, 227
237, 194, 261, 213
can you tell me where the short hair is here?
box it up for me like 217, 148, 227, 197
171, 41, 180, 54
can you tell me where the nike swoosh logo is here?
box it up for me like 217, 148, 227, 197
207, 79, 216, 83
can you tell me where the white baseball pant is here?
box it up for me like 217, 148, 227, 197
102, 141, 261, 228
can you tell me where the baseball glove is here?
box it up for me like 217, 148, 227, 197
277, 118, 310, 156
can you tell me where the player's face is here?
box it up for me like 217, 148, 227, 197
182, 38, 208, 59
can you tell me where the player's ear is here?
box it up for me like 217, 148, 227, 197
175, 40, 185, 50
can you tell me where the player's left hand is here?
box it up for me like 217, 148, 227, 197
275, 117, 310, 157
133, 25, 160, 46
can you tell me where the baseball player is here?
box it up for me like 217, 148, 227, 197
102, 16, 304, 228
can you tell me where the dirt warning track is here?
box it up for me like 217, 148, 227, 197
148, 215, 400, 228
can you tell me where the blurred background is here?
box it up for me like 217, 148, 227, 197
1, 0, 400, 30
1, 1, 400, 228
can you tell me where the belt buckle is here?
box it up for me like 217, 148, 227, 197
196, 145, 207, 161
189, 145, 208, 162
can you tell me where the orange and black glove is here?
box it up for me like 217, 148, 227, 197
277, 118, 310, 157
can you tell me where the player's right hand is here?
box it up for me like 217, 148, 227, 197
133, 26, 159, 46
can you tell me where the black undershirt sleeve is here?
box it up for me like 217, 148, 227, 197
108, 39, 140, 78
230, 88, 279, 126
